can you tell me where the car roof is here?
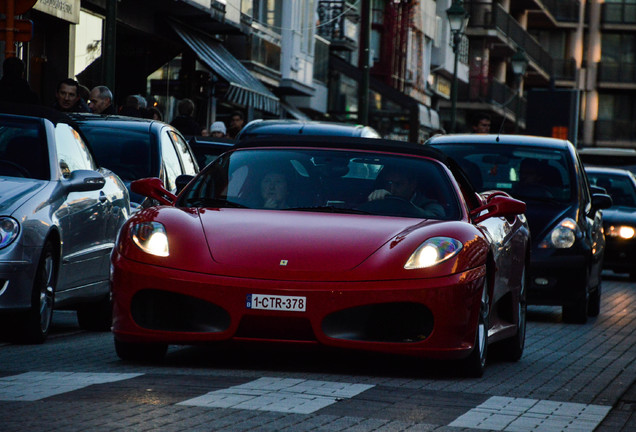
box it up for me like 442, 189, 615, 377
68, 113, 163, 131
0, 102, 77, 126
189, 136, 235, 148
427, 133, 571, 149
237, 119, 380, 140
236, 135, 443, 158
585, 166, 635, 176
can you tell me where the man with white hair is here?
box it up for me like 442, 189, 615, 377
88, 85, 116, 114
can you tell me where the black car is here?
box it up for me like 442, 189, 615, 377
236, 119, 381, 141
188, 136, 234, 168
70, 114, 199, 210
428, 134, 612, 323
586, 166, 636, 279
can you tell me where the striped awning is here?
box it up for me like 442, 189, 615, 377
171, 22, 280, 115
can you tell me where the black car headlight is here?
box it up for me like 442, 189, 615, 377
539, 218, 580, 249
404, 237, 463, 269
130, 222, 169, 257
0, 217, 19, 249
606, 225, 636, 239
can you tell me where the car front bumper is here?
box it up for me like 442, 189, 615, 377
111, 253, 487, 360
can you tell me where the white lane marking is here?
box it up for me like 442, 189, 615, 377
449, 396, 612, 432
178, 377, 375, 414
0, 372, 143, 401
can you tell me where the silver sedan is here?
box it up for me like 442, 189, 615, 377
0, 106, 130, 343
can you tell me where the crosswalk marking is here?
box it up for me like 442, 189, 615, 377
449, 396, 612, 432
178, 377, 375, 414
0, 372, 143, 401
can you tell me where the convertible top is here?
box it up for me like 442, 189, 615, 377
234, 135, 478, 201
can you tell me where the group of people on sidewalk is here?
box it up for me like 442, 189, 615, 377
0, 56, 246, 138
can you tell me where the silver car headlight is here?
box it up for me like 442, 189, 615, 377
539, 218, 580, 249
0, 217, 19, 249
606, 225, 636, 239
130, 222, 169, 257
405, 237, 463, 269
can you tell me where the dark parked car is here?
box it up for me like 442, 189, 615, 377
236, 119, 381, 141
188, 136, 234, 168
579, 147, 636, 175
586, 166, 636, 279
0, 105, 130, 342
428, 134, 612, 323
69, 114, 199, 211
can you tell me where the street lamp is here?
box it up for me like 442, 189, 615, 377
446, 1, 469, 133
511, 48, 528, 133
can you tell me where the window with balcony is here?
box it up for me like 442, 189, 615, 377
242, 0, 283, 33
600, 33, 636, 83
603, 0, 636, 25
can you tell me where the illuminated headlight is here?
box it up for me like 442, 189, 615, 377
405, 237, 463, 269
130, 222, 169, 257
606, 225, 636, 239
0, 217, 19, 249
539, 218, 579, 249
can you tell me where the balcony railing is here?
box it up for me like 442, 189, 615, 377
459, 77, 526, 120
465, 1, 553, 77
595, 119, 636, 142
602, 3, 636, 25
317, 0, 358, 50
598, 61, 636, 84
553, 58, 577, 81
541, 0, 581, 23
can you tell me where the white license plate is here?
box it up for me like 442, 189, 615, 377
246, 294, 306, 312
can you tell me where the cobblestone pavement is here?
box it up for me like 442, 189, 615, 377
0, 274, 634, 431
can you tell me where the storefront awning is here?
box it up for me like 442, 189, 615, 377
171, 22, 280, 115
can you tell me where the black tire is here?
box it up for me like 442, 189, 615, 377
462, 287, 489, 377
500, 264, 527, 361
77, 296, 112, 331
115, 338, 168, 362
587, 285, 601, 317
17, 242, 57, 344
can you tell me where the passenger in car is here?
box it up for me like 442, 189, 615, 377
368, 167, 445, 218
260, 171, 289, 209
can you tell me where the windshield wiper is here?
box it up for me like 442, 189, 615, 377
285, 205, 371, 215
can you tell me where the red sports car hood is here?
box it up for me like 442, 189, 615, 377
197, 209, 436, 278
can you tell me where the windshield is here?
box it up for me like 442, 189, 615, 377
587, 172, 636, 208
80, 125, 153, 180
434, 143, 574, 203
179, 148, 461, 220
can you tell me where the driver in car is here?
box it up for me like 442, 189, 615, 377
368, 168, 445, 218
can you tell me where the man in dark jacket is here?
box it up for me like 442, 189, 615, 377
171, 98, 201, 136
88, 85, 116, 114
53, 78, 90, 112
0, 57, 39, 105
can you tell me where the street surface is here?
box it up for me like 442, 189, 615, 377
0, 272, 635, 431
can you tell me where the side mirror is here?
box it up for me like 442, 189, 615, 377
471, 193, 526, 224
65, 170, 106, 192
591, 193, 612, 210
131, 177, 177, 206
590, 185, 606, 195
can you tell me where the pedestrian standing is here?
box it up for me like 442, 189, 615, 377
0, 57, 39, 105
209, 121, 227, 138
53, 78, 89, 112
88, 85, 116, 114
171, 98, 201, 136
227, 111, 245, 139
